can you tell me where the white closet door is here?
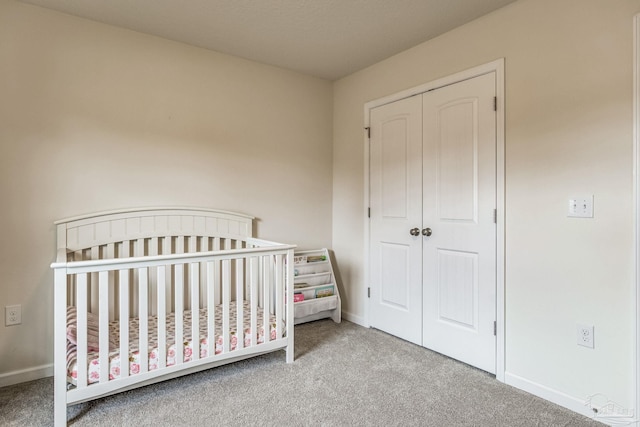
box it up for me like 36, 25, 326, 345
369, 95, 423, 345
422, 72, 497, 373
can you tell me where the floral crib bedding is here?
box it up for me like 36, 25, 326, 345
66, 302, 278, 385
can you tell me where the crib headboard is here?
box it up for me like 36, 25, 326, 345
55, 207, 254, 262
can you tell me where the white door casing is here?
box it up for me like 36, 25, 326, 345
364, 60, 505, 379
633, 14, 640, 426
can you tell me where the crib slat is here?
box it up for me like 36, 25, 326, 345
139, 267, 149, 374
190, 262, 200, 362
275, 254, 283, 340
130, 240, 141, 316
175, 264, 184, 365
119, 269, 130, 379
213, 238, 221, 306
270, 255, 276, 315
263, 255, 271, 343
90, 246, 99, 313
250, 257, 258, 347
223, 238, 231, 351
162, 238, 171, 315
77, 273, 88, 388
199, 238, 210, 310
157, 265, 167, 369
121, 242, 133, 316
206, 261, 215, 357
70, 251, 83, 308
235, 257, 244, 351
98, 271, 109, 383
222, 259, 230, 353
258, 256, 264, 342
176, 237, 187, 312
106, 243, 115, 319
121, 240, 130, 258
67, 276, 75, 307
149, 237, 158, 317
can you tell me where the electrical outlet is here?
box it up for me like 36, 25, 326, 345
5, 305, 21, 326
577, 324, 594, 348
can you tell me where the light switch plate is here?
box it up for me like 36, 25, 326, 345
568, 195, 593, 218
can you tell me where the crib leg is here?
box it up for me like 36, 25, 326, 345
53, 267, 68, 426
54, 325, 68, 426
54, 379, 67, 427
286, 327, 294, 363
286, 343, 294, 363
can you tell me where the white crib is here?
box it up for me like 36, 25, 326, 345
51, 207, 295, 426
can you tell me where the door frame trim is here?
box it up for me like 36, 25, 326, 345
633, 13, 640, 424
363, 58, 506, 381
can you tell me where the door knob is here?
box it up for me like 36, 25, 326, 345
422, 228, 432, 237
409, 228, 420, 236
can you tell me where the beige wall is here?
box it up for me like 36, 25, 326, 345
333, 0, 637, 413
0, 0, 333, 378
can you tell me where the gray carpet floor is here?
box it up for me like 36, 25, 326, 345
0, 320, 602, 426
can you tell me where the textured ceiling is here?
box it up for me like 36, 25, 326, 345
18, 0, 518, 80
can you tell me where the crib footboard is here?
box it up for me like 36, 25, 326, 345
52, 242, 295, 427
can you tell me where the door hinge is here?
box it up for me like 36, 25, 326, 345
493, 209, 497, 224
365, 126, 371, 139
493, 97, 497, 112
368, 287, 371, 298
494, 321, 497, 336
368, 207, 371, 218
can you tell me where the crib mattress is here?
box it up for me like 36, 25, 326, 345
66, 301, 278, 385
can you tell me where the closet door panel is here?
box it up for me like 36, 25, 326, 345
369, 95, 423, 345
423, 72, 497, 374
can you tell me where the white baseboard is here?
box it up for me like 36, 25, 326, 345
506, 372, 639, 426
342, 310, 366, 327
0, 364, 53, 388
505, 372, 600, 420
